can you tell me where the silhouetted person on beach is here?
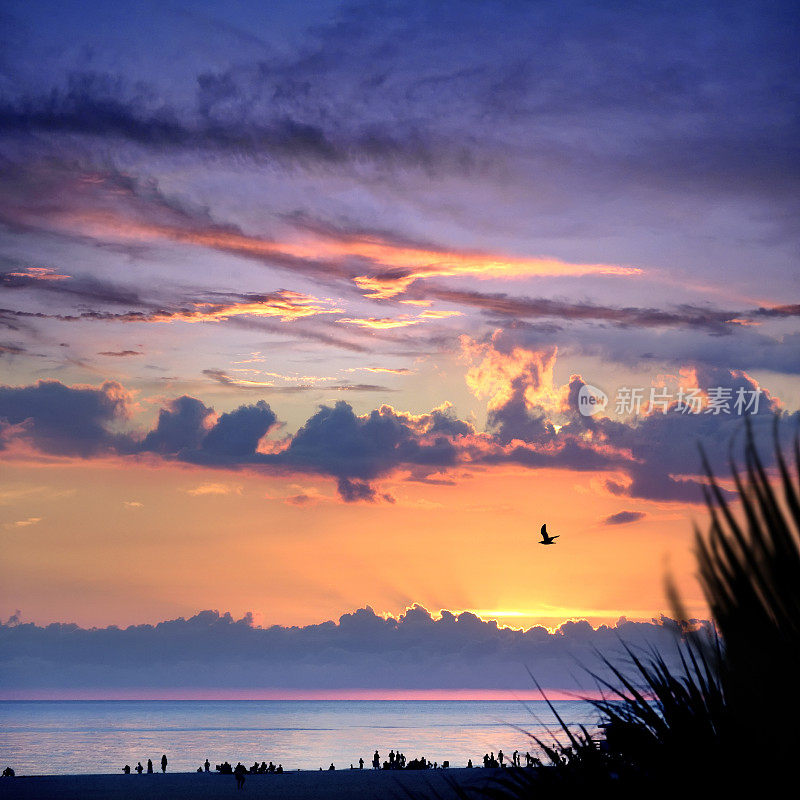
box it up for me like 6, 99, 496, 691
276, 764, 283, 773
147, 759, 153, 773
359, 757, 364, 769
329, 763, 335, 770
2, 767, 14, 777
467, 758, 473, 768
122, 765, 130, 774
234, 762, 246, 789
498, 749, 504, 767
135, 762, 143, 774
204, 759, 210, 773
373, 751, 380, 769
161, 754, 167, 773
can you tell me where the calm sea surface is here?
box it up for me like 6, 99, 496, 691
0, 700, 600, 775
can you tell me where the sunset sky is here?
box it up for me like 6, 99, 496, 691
1, 0, 798, 679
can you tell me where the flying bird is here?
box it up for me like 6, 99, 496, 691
539, 524, 559, 545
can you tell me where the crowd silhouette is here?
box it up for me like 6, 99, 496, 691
120, 754, 168, 776
9, 742, 545, 783
115, 745, 544, 781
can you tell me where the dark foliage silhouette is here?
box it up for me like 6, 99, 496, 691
433, 418, 799, 797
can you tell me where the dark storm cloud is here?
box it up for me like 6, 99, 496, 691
255, 397, 628, 500
1, 370, 795, 502
269, 401, 462, 483
0, 379, 427, 499
555, 370, 789, 503
139, 396, 214, 455
0, 380, 131, 456
199, 401, 277, 459
604, 511, 646, 526
336, 477, 380, 503
0, 379, 472, 500
461, 331, 800, 502
0, 606, 709, 692
141, 396, 278, 462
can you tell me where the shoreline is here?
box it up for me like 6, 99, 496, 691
0, 768, 505, 799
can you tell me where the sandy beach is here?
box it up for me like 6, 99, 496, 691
0, 768, 503, 799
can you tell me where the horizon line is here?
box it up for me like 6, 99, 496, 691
0, 688, 605, 702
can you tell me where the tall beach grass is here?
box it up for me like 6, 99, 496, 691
439, 419, 800, 797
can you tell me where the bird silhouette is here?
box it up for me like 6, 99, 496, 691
539, 523, 559, 545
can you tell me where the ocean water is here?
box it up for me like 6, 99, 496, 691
0, 700, 600, 775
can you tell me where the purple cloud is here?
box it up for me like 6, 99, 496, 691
0, 606, 711, 693
604, 511, 646, 526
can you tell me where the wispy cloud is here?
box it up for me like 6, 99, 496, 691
420, 287, 797, 332
0, 162, 642, 305
2, 265, 342, 325
352, 254, 640, 299
202, 369, 390, 393
338, 308, 462, 329
4, 517, 42, 529
338, 316, 420, 330
185, 483, 242, 497
344, 367, 415, 375
184, 291, 342, 323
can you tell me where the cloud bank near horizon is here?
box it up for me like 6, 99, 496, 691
0, 606, 707, 694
